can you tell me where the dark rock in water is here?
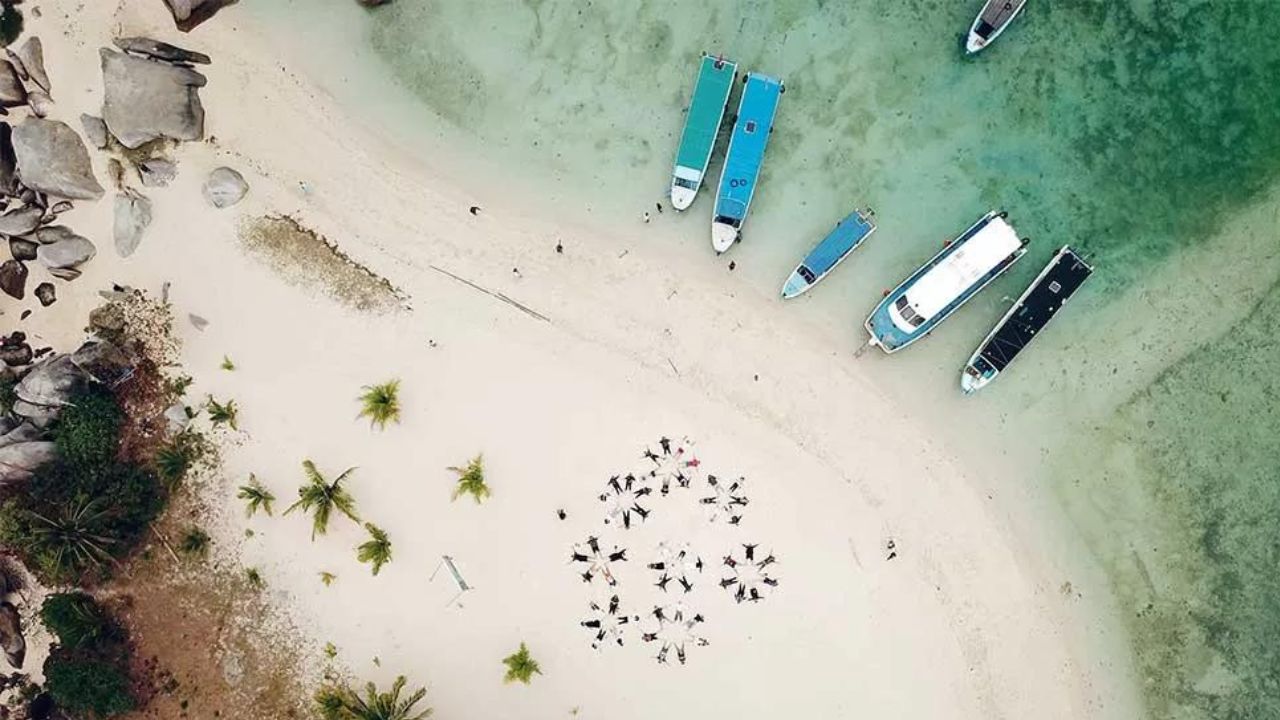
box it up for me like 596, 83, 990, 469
203, 166, 247, 208
100, 48, 207, 149
0, 60, 25, 108
0, 258, 24, 299
71, 341, 133, 386
33, 282, 53, 307
0, 206, 41, 235
0, 441, 53, 485
138, 157, 177, 187
36, 234, 96, 269
0, 342, 31, 367
15, 37, 50, 93
114, 36, 211, 65
8, 237, 35, 261
163, 0, 240, 32
79, 113, 108, 149
114, 190, 152, 257
11, 118, 105, 200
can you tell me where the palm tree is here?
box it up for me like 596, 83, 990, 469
448, 455, 490, 504
28, 499, 117, 579
155, 433, 199, 486
356, 523, 392, 576
179, 527, 210, 557
501, 643, 541, 685
206, 396, 239, 430
314, 675, 431, 720
285, 461, 359, 539
237, 474, 276, 517
357, 380, 401, 430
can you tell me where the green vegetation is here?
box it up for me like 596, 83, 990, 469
314, 675, 431, 720
220, 355, 236, 371
356, 523, 392, 576
178, 527, 210, 557
40, 593, 135, 719
357, 380, 401, 430
501, 643, 540, 685
238, 474, 276, 517
205, 396, 239, 430
285, 461, 359, 539
54, 386, 122, 472
245, 567, 264, 588
319, 571, 337, 586
153, 430, 205, 488
449, 455, 489, 504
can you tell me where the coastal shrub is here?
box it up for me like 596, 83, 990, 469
449, 455, 490, 504
43, 655, 135, 718
178, 527, 210, 557
237, 474, 276, 517
501, 643, 541, 685
206, 396, 239, 430
356, 523, 392, 576
153, 430, 207, 488
357, 380, 401, 430
54, 387, 123, 473
285, 461, 359, 539
40, 593, 122, 652
313, 675, 430, 720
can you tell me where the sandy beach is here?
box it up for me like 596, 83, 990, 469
5, 1, 1150, 718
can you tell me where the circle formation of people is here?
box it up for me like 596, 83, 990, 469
570, 437, 780, 666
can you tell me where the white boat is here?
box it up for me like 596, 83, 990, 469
965, 0, 1028, 54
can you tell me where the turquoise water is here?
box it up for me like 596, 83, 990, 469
249, 1, 1280, 716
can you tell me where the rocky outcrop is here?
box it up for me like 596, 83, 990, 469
163, 0, 240, 31
13, 354, 87, 409
100, 48, 207, 149
0, 602, 24, 669
15, 38, 50, 94
203, 166, 247, 208
0, 206, 42, 236
0, 422, 42, 448
114, 190, 153, 257
71, 341, 134, 386
80, 114, 108, 150
0, 260, 25, 300
36, 234, 96, 270
114, 37, 211, 66
11, 118, 105, 201
0, 442, 54, 485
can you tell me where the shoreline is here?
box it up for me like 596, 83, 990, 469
17, 1, 1147, 718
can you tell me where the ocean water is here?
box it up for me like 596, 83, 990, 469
247, 1, 1280, 717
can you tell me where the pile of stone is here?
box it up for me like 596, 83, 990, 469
1, 333, 135, 484
0, 36, 103, 306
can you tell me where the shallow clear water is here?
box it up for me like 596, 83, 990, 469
249, 0, 1280, 716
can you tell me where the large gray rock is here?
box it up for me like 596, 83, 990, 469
34, 225, 86, 245
16, 37, 51, 93
0, 441, 54, 485
0, 61, 25, 108
36, 235, 96, 270
0, 422, 41, 449
8, 238, 36, 261
0, 260, 24, 300
10, 401, 58, 428
114, 37, 211, 66
100, 49, 207, 149
114, 190, 152, 257
0, 602, 24, 669
163, 0, 241, 32
11, 119, 105, 201
0, 206, 43, 236
71, 341, 133, 386
14, 354, 87, 408
203, 166, 247, 208
80, 114, 108, 150
138, 158, 177, 187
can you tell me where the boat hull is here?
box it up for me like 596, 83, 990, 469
669, 55, 738, 210
711, 73, 783, 252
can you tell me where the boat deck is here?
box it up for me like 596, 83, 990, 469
713, 73, 783, 226
675, 56, 737, 173
977, 0, 1027, 31
974, 247, 1092, 372
803, 211, 875, 273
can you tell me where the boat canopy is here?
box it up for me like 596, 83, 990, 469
898, 217, 1020, 322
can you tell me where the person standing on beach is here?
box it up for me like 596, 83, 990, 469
643, 211, 652, 223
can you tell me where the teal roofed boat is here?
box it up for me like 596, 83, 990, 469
781, 209, 877, 299
670, 54, 738, 211
712, 72, 784, 253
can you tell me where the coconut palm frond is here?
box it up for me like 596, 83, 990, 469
237, 474, 276, 517
206, 396, 239, 430
357, 380, 402, 430
356, 523, 393, 576
448, 455, 490, 504
502, 642, 541, 685
286, 461, 359, 539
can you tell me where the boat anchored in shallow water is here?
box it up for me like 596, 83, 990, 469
961, 245, 1093, 393
670, 54, 738, 211
781, 209, 877, 299
965, 0, 1028, 54
865, 211, 1027, 353
712, 72, 783, 253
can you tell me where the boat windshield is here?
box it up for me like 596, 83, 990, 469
714, 215, 742, 228
976, 20, 995, 38
895, 296, 926, 328
798, 265, 816, 283
674, 177, 698, 190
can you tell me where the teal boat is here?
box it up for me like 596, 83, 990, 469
670, 54, 738, 211
781, 209, 877, 299
712, 72, 784, 253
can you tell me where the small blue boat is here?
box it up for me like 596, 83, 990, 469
865, 211, 1027, 353
712, 72, 784, 254
781, 209, 877, 299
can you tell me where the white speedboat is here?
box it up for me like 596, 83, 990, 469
965, 0, 1028, 54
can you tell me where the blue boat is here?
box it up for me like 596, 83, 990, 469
670, 54, 738, 211
865, 211, 1028, 353
781, 209, 877, 299
711, 72, 784, 253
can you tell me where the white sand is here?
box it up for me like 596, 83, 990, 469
16, 1, 1145, 718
